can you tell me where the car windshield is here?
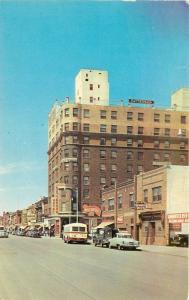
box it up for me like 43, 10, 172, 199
118, 234, 131, 238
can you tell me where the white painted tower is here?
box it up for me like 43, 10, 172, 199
75, 69, 109, 105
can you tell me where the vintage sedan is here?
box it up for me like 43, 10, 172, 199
0, 226, 9, 238
108, 232, 139, 250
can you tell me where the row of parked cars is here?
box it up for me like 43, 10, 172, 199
11, 230, 41, 238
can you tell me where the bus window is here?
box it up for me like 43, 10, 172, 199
72, 227, 79, 232
79, 227, 85, 232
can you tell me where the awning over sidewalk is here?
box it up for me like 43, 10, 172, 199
94, 221, 114, 229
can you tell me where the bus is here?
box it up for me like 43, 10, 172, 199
63, 223, 88, 244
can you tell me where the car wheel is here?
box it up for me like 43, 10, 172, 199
94, 243, 97, 247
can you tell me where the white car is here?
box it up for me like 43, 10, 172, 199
109, 232, 139, 250
0, 226, 9, 238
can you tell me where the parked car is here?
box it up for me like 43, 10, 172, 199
109, 232, 139, 250
170, 234, 188, 247
94, 227, 119, 247
0, 226, 9, 238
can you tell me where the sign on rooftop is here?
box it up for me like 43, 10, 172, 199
128, 99, 154, 105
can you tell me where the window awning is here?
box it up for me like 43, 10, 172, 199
94, 221, 114, 229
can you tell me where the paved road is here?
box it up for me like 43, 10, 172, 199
0, 236, 188, 300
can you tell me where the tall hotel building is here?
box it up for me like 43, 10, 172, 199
48, 69, 189, 231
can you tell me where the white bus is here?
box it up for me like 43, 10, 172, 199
63, 223, 88, 244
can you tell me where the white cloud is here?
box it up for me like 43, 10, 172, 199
0, 161, 45, 176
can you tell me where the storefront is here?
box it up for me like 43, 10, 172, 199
138, 211, 166, 245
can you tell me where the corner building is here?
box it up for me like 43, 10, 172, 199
48, 69, 189, 229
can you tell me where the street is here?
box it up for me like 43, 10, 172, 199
0, 236, 188, 300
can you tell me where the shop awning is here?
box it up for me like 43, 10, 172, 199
94, 221, 114, 229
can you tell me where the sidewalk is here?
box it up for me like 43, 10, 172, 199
140, 244, 188, 258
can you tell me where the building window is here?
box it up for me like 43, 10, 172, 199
73, 175, 78, 185
154, 153, 160, 161
83, 176, 89, 185
108, 198, 114, 210
64, 136, 69, 145
83, 163, 90, 172
72, 136, 78, 143
64, 162, 69, 171
83, 109, 90, 118
100, 137, 106, 145
111, 111, 117, 119
98, 84, 100, 88
100, 177, 106, 185
83, 136, 90, 144
164, 141, 170, 149
83, 189, 89, 197
138, 140, 143, 148
100, 124, 107, 133
111, 125, 117, 133
154, 113, 160, 122
64, 108, 69, 117
64, 176, 69, 184
64, 123, 69, 131
152, 186, 162, 202
100, 150, 106, 159
73, 122, 79, 131
111, 177, 116, 185
127, 151, 133, 160
83, 123, 90, 132
127, 164, 133, 173
118, 195, 123, 209
64, 149, 69, 158
165, 128, 170, 136
73, 162, 78, 171
138, 113, 144, 121
100, 110, 107, 119
111, 138, 117, 146
83, 149, 89, 158
165, 114, 170, 123
143, 189, 148, 202
181, 116, 186, 124
138, 127, 144, 135
154, 128, 160, 136
180, 154, 185, 162
90, 97, 93, 103
111, 164, 117, 172
127, 112, 133, 120
111, 150, 117, 159
129, 193, 135, 208
154, 140, 160, 148
164, 153, 170, 161
73, 108, 79, 117
100, 164, 106, 171
127, 126, 133, 134
180, 142, 185, 149
89, 84, 93, 90
137, 165, 143, 174
127, 139, 133, 147
73, 148, 78, 157
137, 152, 144, 160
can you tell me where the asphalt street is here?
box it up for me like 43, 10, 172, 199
0, 236, 188, 300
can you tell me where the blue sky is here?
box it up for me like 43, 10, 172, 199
0, 1, 189, 214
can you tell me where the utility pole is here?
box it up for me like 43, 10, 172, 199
115, 180, 118, 229
76, 187, 79, 223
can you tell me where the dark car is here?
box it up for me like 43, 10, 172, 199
170, 234, 188, 247
94, 227, 119, 248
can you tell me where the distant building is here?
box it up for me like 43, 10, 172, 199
48, 69, 189, 235
171, 88, 189, 111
